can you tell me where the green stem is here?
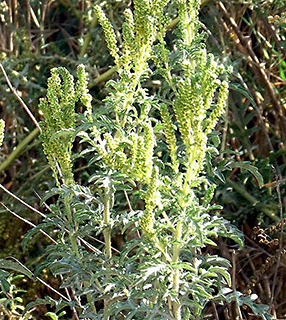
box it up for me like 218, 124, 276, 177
64, 192, 99, 314
80, 14, 98, 57
103, 177, 112, 320
171, 220, 182, 320
0, 127, 39, 174
103, 179, 112, 259
227, 178, 280, 222
182, 146, 197, 196
118, 43, 150, 128
89, 66, 118, 88
64, 194, 80, 257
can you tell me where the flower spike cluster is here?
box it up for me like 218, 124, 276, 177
93, 0, 169, 184
39, 65, 92, 187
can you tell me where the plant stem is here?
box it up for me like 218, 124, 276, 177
118, 43, 150, 128
65, 193, 99, 314
227, 178, 280, 222
103, 176, 112, 320
80, 14, 98, 57
103, 178, 112, 259
0, 127, 39, 173
172, 220, 182, 320
64, 194, 80, 257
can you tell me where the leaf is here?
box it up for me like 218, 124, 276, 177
193, 284, 213, 299
207, 266, 231, 286
179, 262, 196, 272
50, 128, 75, 141
23, 296, 73, 315
225, 291, 273, 320
229, 161, 264, 188
41, 187, 63, 203
0, 275, 11, 293
45, 312, 58, 320
0, 259, 33, 279
229, 83, 256, 108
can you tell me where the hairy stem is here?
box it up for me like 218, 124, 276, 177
172, 220, 183, 320
103, 178, 112, 259
64, 194, 80, 257
103, 177, 112, 320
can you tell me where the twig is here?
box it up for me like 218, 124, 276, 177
270, 173, 284, 310
0, 183, 45, 217
0, 63, 41, 131
4, 256, 70, 302
1, 202, 57, 245
1, 183, 102, 254
232, 250, 243, 320
218, 1, 286, 140
211, 301, 219, 320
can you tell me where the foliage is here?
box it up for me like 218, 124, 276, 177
0, 272, 35, 320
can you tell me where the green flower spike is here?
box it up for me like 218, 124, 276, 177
94, 5, 119, 64
39, 67, 76, 186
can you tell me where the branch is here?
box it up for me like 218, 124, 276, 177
0, 63, 41, 131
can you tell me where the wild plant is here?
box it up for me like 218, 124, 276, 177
18, 1, 272, 319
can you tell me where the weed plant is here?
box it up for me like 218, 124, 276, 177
0, 1, 274, 319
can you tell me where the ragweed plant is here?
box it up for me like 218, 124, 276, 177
25, 1, 271, 320
90, 2, 238, 318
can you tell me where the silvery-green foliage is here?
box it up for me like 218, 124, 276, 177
33, 1, 253, 319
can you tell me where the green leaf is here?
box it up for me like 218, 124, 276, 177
229, 83, 256, 108
193, 285, 213, 299
0, 259, 33, 279
225, 291, 273, 320
179, 262, 196, 272
229, 161, 264, 188
207, 266, 231, 286
0, 275, 11, 293
45, 312, 58, 320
